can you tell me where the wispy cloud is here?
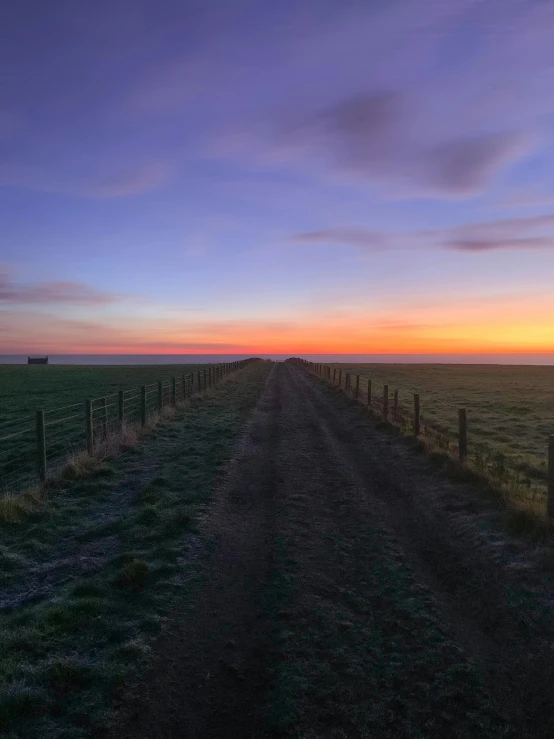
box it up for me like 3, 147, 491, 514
0, 269, 121, 306
291, 228, 388, 250
83, 161, 171, 198
291, 214, 554, 253
0, 161, 171, 199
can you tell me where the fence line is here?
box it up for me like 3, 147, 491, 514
288, 358, 554, 517
0, 360, 256, 496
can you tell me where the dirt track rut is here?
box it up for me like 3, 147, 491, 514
110, 362, 554, 738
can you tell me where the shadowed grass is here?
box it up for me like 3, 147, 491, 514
0, 362, 271, 738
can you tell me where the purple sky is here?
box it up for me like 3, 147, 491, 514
1, 0, 554, 355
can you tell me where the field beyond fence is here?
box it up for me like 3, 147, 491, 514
288, 359, 554, 517
0, 360, 256, 496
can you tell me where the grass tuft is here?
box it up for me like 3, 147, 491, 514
0, 494, 33, 523
62, 452, 109, 481
0, 681, 47, 729
114, 558, 150, 590
503, 506, 554, 539
47, 658, 90, 696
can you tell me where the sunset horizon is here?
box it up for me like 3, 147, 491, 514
2, 1, 554, 359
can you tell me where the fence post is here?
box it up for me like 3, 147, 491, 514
197, 371, 201, 392
333, 369, 336, 384
182, 375, 187, 400
172, 377, 177, 407
118, 391, 124, 425
414, 394, 420, 436
383, 385, 389, 421
85, 399, 93, 454
158, 382, 163, 413
367, 379, 372, 407
547, 435, 554, 518
338, 369, 342, 388
458, 409, 467, 462
393, 390, 398, 419
100, 397, 107, 439
203, 369, 207, 390
141, 386, 147, 427
36, 410, 47, 483
355, 375, 360, 398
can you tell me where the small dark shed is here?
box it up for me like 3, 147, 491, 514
28, 356, 49, 365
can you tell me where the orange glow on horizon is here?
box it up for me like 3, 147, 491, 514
3, 297, 553, 356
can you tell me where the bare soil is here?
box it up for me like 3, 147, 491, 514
109, 362, 554, 739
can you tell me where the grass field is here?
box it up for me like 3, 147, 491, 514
0, 364, 218, 423
0, 362, 271, 737
329, 363, 554, 502
0, 364, 222, 494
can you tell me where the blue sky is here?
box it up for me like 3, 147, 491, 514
1, 0, 554, 355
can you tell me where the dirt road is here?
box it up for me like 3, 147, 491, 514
110, 362, 554, 738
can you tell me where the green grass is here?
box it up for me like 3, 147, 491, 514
0, 362, 271, 738
0, 363, 226, 494
329, 363, 554, 509
0, 363, 220, 422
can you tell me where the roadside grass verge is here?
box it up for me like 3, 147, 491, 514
1, 374, 229, 516
0, 362, 271, 738
315, 375, 554, 536
327, 362, 554, 491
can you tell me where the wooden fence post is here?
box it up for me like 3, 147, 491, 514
333, 369, 336, 384
414, 394, 420, 436
118, 391, 124, 425
158, 382, 163, 413
548, 436, 554, 518
339, 369, 342, 387
203, 369, 207, 390
141, 386, 147, 427
367, 379, 372, 407
458, 409, 467, 462
355, 375, 360, 398
393, 390, 398, 419
182, 375, 187, 400
383, 385, 389, 421
197, 371, 201, 392
85, 399, 93, 454
36, 410, 47, 483
100, 397, 107, 439
171, 377, 177, 407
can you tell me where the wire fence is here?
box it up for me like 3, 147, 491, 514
0, 360, 254, 497
289, 359, 554, 516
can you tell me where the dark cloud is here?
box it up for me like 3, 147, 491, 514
291, 213, 554, 253
0, 270, 120, 305
272, 90, 530, 196
424, 133, 529, 195
446, 237, 554, 252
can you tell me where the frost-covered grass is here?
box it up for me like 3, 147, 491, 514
0, 363, 270, 738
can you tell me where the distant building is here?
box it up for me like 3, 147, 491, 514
28, 356, 49, 365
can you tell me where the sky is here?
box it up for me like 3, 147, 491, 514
1, 0, 554, 358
